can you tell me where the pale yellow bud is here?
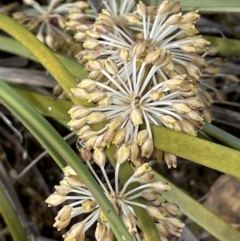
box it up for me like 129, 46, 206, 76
185, 99, 203, 109
46, 193, 66, 206
163, 203, 182, 216
80, 130, 98, 141
104, 58, 118, 75
151, 180, 171, 191
181, 10, 200, 24
93, 148, 106, 167
159, 115, 176, 129
124, 13, 140, 24
76, 125, 90, 136
150, 194, 165, 207
108, 116, 123, 131
83, 38, 99, 49
64, 175, 86, 188
158, 0, 171, 14
137, 1, 147, 16
69, 106, 91, 120
136, 129, 148, 146
203, 107, 212, 123
55, 205, 72, 222
130, 142, 139, 164
141, 189, 157, 201
102, 129, 115, 147
131, 41, 146, 57
77, 79, 96, 91
165, 12, 182, 25
87, 90, 106, 102
70, 88, 88, 99
45, 32, 56, 49
186, 110, 204, 122
130, 108, 143, 125
67, 117, 87, 130
85, 136, 98, 149
95, 222, 108, 241
179, 42, 196, 53
146, 206, 164, 221
62, 166, 77, 176
99, 96, 113, 106
186, 64, 201, 80
115, 144, 130, 164
226, 75, 239, 83
87, 112, 107, 124
141, 137, 154, 158
82, 199, 97, 213
119, 47, 129, 62
54, 185, 71, 195
112, 128, 126, 146
172, 103, 191, 115
123, 212, 137, 236
63, 221, 85, 241
79, 148, 92, 162
180, 119, 196, 136
133, 163, 151, 178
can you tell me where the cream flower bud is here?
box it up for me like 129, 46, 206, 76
179, 42, 196, 53
67, 117, 87, 130
119, 47, 129, 62
130, 108, 143, 125
186, 64, 201, 80
163, 203, 182, 217
69, 107, 91, 120
180, 119, 196, 136
87, 90, 106, 102
104, 58, 118, 75
82, 199, 97, 213
95, 223, 108, 241
186, 110, 204, 122
76, 125, 91, 136
130, 142, 140, 163
203, 107, 212, 123
137, 1, 147, 16
136, 130, 148, 146
123, 212, 137, 236
172, 103, 191, 115
54, 185, 71, 195
141, 137, 154, 158
63, 221, 85, 241
133, 163, 151, 178
63, 166, 77, 176
46, 193, 66, 206
70, 88, 88, 99
99, 96, 113, 106
151, 181, 171, 192
87, 60, 102, 71
112, 128, 126, 146
87, 112, 107, 124
150, 194, 165, 207
102, 129, 115, 147
165, 12, 182, 25
146, 206, 164, 221
159, 115, 176, 129
55, 205, 72, 222
125, 13, 140, 24
79, 148, 92, 162
138, 173, 155, 183
83, 38, 99, 49
164, 152, 177, 168
108, 116, 123, 131
185, 98, 203, 109
85, 136, 98, 149
141, 189, 157, 201
131, 41, 146, 57
93, 148, 106, 167
115, 144, 130, 164
158, 0, 170, 14
77, 79, 96, 91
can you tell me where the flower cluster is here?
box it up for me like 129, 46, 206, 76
46, 149, 184, 241
12, 0, 88, 48
68, 0, 208, 168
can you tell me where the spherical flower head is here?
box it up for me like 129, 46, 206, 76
12, 0, 83, 48
76, 0, 210, 82
69, 54, 204, 164
46, 158, 184, 241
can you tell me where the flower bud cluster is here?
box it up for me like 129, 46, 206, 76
46, 160, 184, 241
12, 0, 87, 49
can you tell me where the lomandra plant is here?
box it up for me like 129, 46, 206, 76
0, 0, 240, 241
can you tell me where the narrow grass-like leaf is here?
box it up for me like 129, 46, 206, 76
12, 85, 71, 123
204, 36, 240, 56
203, 122, 240, 151
0, 36, 88, 79
0, 80, 134, 241
153, 171, 240, 241
0, 181, 28, 241
144, 0, 240, 13
151, 125, 240, 178
0, 14, 89, 107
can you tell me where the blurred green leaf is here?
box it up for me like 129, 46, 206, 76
144, 0, 240, 13
152, 125, 240, 178
153, 171, 240, 241
204, 36, 240, 55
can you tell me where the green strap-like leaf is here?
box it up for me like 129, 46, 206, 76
0, 14, 89, 107
0, 80, 134, 241
153, 171, 240, 241
204, 36, 240, 55
12, 85, 71, 123
145, 0, 240, 13
151, 125, 240, 178
0, 181, 28, 241
203, 122, 240, 151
